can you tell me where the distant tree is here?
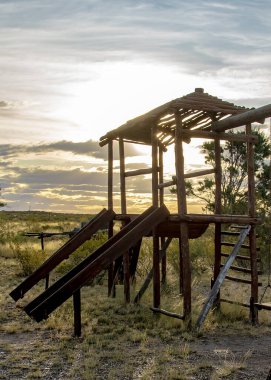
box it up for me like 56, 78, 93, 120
172, 130, 271, 215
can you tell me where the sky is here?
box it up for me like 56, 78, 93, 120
0, 0, 271, 214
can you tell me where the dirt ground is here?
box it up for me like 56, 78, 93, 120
1, 305, 270, 379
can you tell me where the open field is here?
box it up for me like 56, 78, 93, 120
0, 211, 271, 380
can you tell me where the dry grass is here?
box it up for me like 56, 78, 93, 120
0, 211, 271, 379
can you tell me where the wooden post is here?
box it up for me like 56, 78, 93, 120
152, 125, 160, 308
175, 113, 191, 328
107, 140, 114, 296
159, 145, 166, 284
40, 233, 49, 290
214, 136, 222, 308
119, 138, 130, 303
73, 289, 81, 337
246, 123, 258, 323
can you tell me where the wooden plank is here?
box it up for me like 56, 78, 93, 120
221, 242, 260, 250
125, 167, 158, 177
107, 140, 114, 296
225, 275, 262, 286
221, 252, 260, 262
28, 205, 170, 322
24, 206, 157, 315
254, 302, 271, 311
152, 124, 159, 207
220, 264, 262, 275
10, 208, 115, 301
170, 214, 261, 224
220, 298, 251, 308
212, 104, 271, 132
150, 307, 184, 320
195, 225, 251, 331
214, 135, 222, 291
246, 123, 258, 324
175, 113, 191, 327
178, 129, 258, 143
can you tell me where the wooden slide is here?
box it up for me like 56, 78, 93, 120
10, 208, 115, 301
22, 205, 169, 322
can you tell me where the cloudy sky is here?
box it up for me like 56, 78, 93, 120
0, 0, 271, 213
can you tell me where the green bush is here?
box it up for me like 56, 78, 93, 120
10, 242, 45, 276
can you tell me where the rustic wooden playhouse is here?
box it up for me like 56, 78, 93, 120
10, 88, 271, 335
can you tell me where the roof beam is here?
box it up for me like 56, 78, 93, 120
212, 104, 271, 132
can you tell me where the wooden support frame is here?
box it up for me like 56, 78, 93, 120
212, 104, 271, 132
151, 124, 160, 308
159, 145, 167, 284
175, 112, 191, 328
125, 167, 159, 177
213, 135, 222, 308
107, 140, 114, 296
246, 123, 258, 324
119, 137, 130, 303
158, 169, 215, 190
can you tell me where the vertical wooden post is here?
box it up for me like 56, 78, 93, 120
214, 136, 222, 308
159, 145, 166, 284
246, 123, 258, 323
152, 125, 160, 308
119, 138, 130, 303
73, 289, 81, 337
107, 140, 114, 296
40, 233, 49, 290
175, 113, 191, 328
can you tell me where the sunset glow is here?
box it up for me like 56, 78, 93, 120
0, 1, 270, 213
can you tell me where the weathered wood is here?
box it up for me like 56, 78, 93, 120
73, 289, 81, 337
246, 123, 258, 322
169, 214, 261, 224
10, 208, 115, 301
254, 302, 271, 311
212, 104, 271, 132
157, 179, 175, 190
220, 298, 251, 308
119, 138, 130, 303
150, 307, 184, 320
221, 252, 260, 262
125, 167, 158, 177
28, 205, 170, 322
153, 233, 160, 308
24, 206, 157, 315
134, 238, 172, 303
221, 242, 259, 250
175, 113, 191, 327
152, 124, 159, 207
158, 147, 166, 284
220, 264, 262, 275
178, 129, 258, 143
195, 225, 251, 331
107, 140, 114, 296
225, 275, 262, 286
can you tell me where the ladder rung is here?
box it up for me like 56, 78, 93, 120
221, 264, 262, 275
221, 242, 260, 251
220, 298, 250, 308
254, 302, 271, 311
221, 252, 261, 262
225, 275, 262, 286
221, 231, 242, 236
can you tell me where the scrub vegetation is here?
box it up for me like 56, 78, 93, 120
0, 211, 270, 379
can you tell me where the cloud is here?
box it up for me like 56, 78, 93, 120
0, 139, 141, 160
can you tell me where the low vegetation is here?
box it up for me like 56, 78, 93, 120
0, 211, 270, 379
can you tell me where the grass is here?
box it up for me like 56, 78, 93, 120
0, 211, 271, 379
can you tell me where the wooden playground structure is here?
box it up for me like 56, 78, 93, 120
10, 88, 271, 335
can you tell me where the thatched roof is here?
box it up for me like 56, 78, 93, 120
100, 88, 250, 147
